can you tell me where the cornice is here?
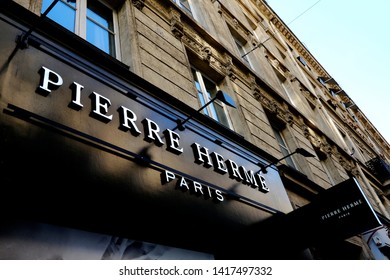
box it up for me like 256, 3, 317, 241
254, 0, 390, 158
254, 0, 327, 77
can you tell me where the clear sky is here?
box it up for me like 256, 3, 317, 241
266, 0, 390, 144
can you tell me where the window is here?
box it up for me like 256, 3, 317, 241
297, 56, 311, 71
227, 25, 251, 67
191, 67, 232, 128
42, 0, 119, 57
173, 0, 192, 15
234, 38, 251, 65
272, 126, 297, 169
315, 150, 336, 186
317, 77, 326, 86
297, 56, 307, 66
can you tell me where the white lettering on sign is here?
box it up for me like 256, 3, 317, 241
36, 66, 271, 202
161, 170, 224, 202
37, 66, 63, 96
321, 199, 363, 221
192, 143, 269, 192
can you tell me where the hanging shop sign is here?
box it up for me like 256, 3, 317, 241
224, 178, 382, 258
244, 178, 382, 253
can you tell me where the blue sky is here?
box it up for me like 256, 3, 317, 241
266, 0, 390, 144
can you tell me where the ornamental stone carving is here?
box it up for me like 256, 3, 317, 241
282, 103, 294, 125
169, 8, 184, 39
250, 77, 262, 100
182, 27, 204, 58
300, 122, 310, 139
132, 0, 145, 10
202, 44, 212, 61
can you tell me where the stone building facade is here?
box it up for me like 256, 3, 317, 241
1, 0, 389, 259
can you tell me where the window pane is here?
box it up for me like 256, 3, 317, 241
272, 127, 296, 168
86, 0, 115, 56
197, 92, 208, 116
235, 40, 249, 64
42, 0, 76, 32
87, 0, 113, 31
87, 20, 114, 55
202, 76, 218, 98
213, 102, 230, 127
191, 68, 231, 128
179, 0, 192, 15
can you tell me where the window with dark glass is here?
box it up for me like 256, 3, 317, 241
297, 56, 307, 66
227, 25, 251, 67
42, 0, 118, 57
272, 126, 297, 169
191, 67, 232, 128
234, 38, 250, 65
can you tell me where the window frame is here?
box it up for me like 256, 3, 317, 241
234, 38, 251, 66
227, 24, 252, 67
272, 126, 297, 169
191, 67, 233, 129
42, 0, 121, 58
173, 0, 193, 16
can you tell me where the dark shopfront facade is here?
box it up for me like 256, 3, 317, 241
0, 2, 382, 260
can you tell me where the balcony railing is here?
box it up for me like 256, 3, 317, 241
366, 157, 390, 183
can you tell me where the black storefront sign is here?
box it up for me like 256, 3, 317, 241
0, 9, 294, 256
285, 178, 381, 241
226, 178, 382, 259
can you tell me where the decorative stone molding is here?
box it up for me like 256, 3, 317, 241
290, 77, 317, 107
260, 95, 294, 126
282, 103, 294, 125
223, 53, 237, 81
218, 2, 253, 43
202, 44, 212, 61
249, 75, 262, 100
132, 0, 145, 10
302, 126, 335, 159
267, 99, 279, 115
319, 137, 335, 156
264, 49, 288, 79
182, 26, 233, 78
350, 165, 360, 178
337, 154, 359, 176
250, 35, 258, 47
169, 8, 184, 39
182, 26, 204, 57
327, 97, 338, 109
299, 118, 310, 139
